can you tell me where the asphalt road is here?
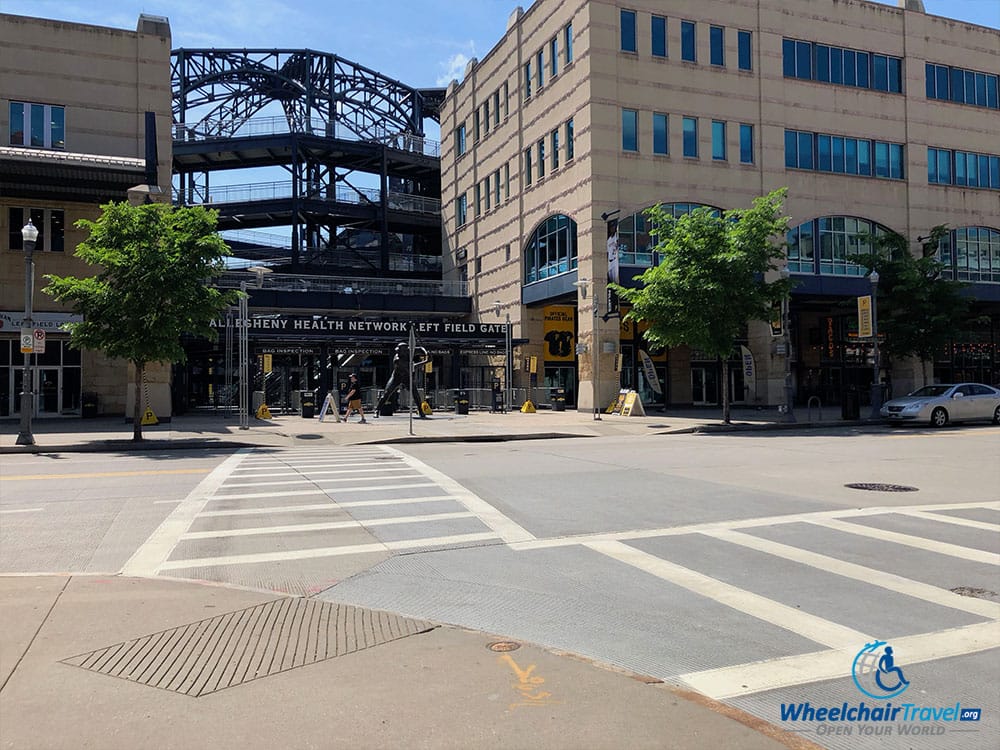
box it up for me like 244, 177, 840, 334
2, 425, 998, 750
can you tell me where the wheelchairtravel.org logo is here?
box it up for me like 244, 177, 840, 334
779, 640, 982, 738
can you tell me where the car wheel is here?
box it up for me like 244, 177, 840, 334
993, 405, 1000, 425
930, 407, 949, 428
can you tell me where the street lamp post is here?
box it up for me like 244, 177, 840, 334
493, 301, 511, 413
869, 270, 882, 419
779, 267, 796, 423
16, 221, 39, 446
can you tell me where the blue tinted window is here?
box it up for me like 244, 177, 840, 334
936, 66, 949, 99
979, 154, 990, 186
653, 113, 668, 154
925, 63, 936, 98
683, 117, 698, 157
928, 147, 938, 183
652, 15, 667, 57
843, 50, 857, 87
938, 149, 951, 184
815, 45, 830, 82
951, 68, 965, 102
965, 71, 976, 102
739, 123, 753, 164
856, 52, 870, 88
990, 156, 1000, 188
738, 31, 752, 71
888, 58, 902, 93
875, 141, 889, 177
817, 134, 832, 171
845, 138, 858, 174
975, 73, 988, 106
832, 137, 845, 173
621, 10, 637, 53
831, 48, 843, 84
565, 24, 573, 63
858, 140, 871, 175
988, 75, 998, 108
890, 143, 904, 179
873, 55, 889, 91
712, 120, 726, 160
782, 39, 796, 77
682, 21, 696, 62
785, 130, 798, 168
797, 131, 814, 169
622, 109, 638, 151
710, 26, 724, 66
795, 41, 812, 79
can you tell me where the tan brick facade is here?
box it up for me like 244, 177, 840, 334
442, 0, 1000, 410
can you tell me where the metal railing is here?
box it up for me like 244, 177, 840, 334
173, 116, 441, 157
215, 270, 467, 297
199, 180, 440, 214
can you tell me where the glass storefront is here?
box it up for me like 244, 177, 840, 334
0, 338, 81, 417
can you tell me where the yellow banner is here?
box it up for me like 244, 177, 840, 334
543, 305, 576, 362
858, 295, 873, 338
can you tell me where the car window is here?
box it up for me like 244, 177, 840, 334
970, 384, 994, 396
954, 386, 972, 396
909, 385, 952, 397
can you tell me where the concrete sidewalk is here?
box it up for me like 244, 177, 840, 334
0, 575, 820, 750
0, 405, 863, 453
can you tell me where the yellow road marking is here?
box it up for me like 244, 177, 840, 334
1, 468, 211, 481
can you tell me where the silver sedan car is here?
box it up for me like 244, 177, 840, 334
880, 383, 1000, 427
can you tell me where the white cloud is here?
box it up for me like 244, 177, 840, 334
436, 41, 477, 86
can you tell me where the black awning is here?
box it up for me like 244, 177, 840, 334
1, 158, 146, 204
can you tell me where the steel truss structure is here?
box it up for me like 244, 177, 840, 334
171, 48, 445, 275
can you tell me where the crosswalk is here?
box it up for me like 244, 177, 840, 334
122, 446, 521, 592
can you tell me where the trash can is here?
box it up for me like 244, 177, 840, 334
552, 387, 566, 412
841, 387, 860, 420
82, 392, 98, 419
455, 389, 469, 415
300, 390, 316, 419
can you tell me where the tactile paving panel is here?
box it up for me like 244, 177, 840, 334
62, 598, 434, 697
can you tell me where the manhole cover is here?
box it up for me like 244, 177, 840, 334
487, 641, 521, 652
950, 586, 998, 600
844, 483, 919, 492
62, 599, 434, 697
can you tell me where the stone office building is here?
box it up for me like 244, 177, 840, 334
1, 13, 173, 419
441, 0, 999, 411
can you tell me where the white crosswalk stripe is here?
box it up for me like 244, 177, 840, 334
139, 446, 520, 576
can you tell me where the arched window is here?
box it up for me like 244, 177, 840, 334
786, 216, 892, 276
524, 214, 577, 284
938, 227, 1000, 283
617, 203, 721, 266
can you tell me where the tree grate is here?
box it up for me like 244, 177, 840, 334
844, 482, 919, 492
61, 598, 434, 697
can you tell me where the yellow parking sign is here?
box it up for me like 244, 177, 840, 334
858, 295, 873, 338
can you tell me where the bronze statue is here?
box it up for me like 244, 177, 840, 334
374, 342, 429, 418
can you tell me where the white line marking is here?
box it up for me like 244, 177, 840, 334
385, 447, 536, 543
585, 540, 868, 649
180, 511, 477, 540
233, 459, 399, 470
510, 501, 1000, 551
152, 500, 182, 505
896, 510, 1000, 533
703, 529, 1000, 619
0, 507, 43, 514
221, 472, 420, 488
198, 495, 457, 518
679, 620, 1000, 700
206, 482, 438, 501
121, 450, 252, 576
158, 531, 498, 570
811, 518, 999, 565
230, 464, 403, 475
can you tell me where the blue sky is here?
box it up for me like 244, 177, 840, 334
3, 0, 998, 91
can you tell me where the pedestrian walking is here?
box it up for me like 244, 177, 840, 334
345, 373, 367, 423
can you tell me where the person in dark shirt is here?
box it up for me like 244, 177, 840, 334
345, 373, 367, 423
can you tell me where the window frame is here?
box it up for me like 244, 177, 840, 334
737, 30, 752, 71
622, 109, 639, 152
621, 9, 638, 53
652, 15, 667, 58
739, 123, 754, 164
682, 116, 698, 158
653, 112, 669, 155
681, 21, 697, 62
711, 120, 727, 161
710, 26, 725, 67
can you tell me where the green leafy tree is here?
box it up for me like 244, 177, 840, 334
850, 225, 973, 385
45, 202, 237, 440
612, 189, 793, 423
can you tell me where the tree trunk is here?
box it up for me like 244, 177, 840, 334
721, 358, 731, 424
133, 361, 144, 441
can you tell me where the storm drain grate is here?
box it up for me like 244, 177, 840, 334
844, 482, 919, 492
62, 599, 434, 697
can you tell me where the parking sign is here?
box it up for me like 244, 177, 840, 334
33, 328, 46, 354
20, 328, 33, 353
